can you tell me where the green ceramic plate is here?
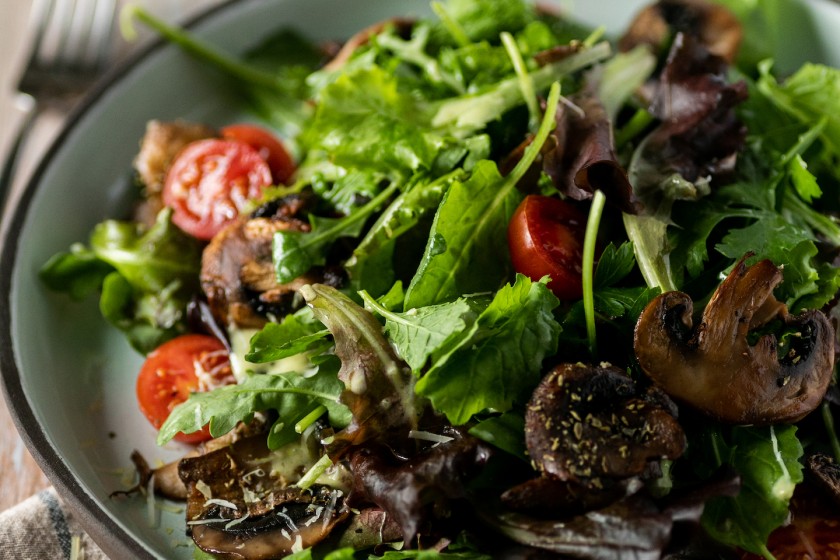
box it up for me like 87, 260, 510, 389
2, 0, 839, 558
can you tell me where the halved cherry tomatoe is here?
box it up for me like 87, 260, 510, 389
136, 334, 235, 444
221, 123, 296, 185
507, 194, 587, 300
162, 138, 273, 241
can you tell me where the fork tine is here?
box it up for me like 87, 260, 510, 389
37, 0, 73, 70
86, 0, 117, 70
61, 0, 95, 72
61, 0, 115, 73
22, 0, 55, 71
2, 0, 119, 209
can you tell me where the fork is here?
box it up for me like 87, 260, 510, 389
0, 0, 117, 210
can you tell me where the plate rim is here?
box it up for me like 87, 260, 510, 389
4, 0, 840, 558
0, 1, 243, 558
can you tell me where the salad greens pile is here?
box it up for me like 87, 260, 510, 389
41, 0, 840, 558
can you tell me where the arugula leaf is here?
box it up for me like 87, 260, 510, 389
415, 275, 560, 425
403, 160, 519, 308
246, 307, 330, 363
701, 425, 804, 557
157, 364, 349, 449
359, 290, 478, 373
310, 168, 388, 216
273, 181, 399, 283
717, 216, 811, 298
430, 42, 611, 135
468, 412, 527, 460
405, 82, 561, 309
346, 170, 464, 297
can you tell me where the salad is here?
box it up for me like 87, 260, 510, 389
39, 0, 840, 558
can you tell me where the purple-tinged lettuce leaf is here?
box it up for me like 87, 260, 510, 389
300, 284, 420, 458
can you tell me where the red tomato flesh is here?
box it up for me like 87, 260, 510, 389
136, 334, 234, 443
507, 194, 587, 300
163, 139, 272, 241
221, 123, 296, 185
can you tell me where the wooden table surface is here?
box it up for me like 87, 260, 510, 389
0, 0, 222, 514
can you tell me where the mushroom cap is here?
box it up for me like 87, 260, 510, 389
200, 195, 343, 328
634, 258, 835, 425
178, 434, 349, 559
525, 362, 685, 486
618, 0, 743, 64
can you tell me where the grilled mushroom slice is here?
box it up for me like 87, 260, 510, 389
525, 363, 685, 486
807, 452, 840, 508
179, 433, 351, 559
201, 195, 344, 328
618, 0, 742, 63
634, 257, 835, 425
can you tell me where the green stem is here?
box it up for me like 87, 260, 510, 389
431, 1, 471, 47
758, 543, 777, 560
582, 25, 606, 48
295, 405, 328, 434
614, 109, 654, 149
783, 188, 840, 245
583, 190, 606, 357
303, 181, 400, 250
296, 454, 333, 490
121, 4, 283, 92
509, 81, 561, 184
501, 32, 539, 130
622, 212, 678, 293
778, 117, 826, 168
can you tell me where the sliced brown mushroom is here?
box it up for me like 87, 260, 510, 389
178, 433, 351, 559
201, 194, 345, 328
634, 257, 835, 425
480, 469, 740, 560
807, 452, 840, 508
112, 420, 268, 501
500, 475, 627, 517
618, 0, 743, 64
524, 362, 685, 487
185, 485, 349, 560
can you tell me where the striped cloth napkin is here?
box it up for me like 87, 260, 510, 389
0, 488, 107, 560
